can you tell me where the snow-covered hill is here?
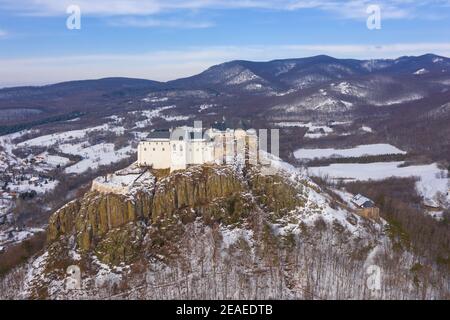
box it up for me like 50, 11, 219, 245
1, 157, 447, 300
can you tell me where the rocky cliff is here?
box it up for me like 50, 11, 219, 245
46, 164, 308, 265
3, 160, 448, 300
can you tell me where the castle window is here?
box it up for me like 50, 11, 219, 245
162, 148, 165, 151
153, 148, 156, 151
173, 144, 176, 151
180, 145, 183, 151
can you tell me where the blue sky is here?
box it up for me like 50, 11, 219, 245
0, 0, 449, 87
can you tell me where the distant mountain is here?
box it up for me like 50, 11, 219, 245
0, 77, 162, 100
1, 54, 450, 156
167, 54, 450, 94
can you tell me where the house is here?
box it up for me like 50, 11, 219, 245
351, 194, 380, 221
34, 154, 46, 163
137, 126, 258, 172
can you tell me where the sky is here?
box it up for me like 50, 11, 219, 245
0, 0, 449, 87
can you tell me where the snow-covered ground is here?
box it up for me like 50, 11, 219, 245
371, 94, 424, 106
17, 124, 122, 148
330, 82, 367, 97
308, 161, 449, 207
0, 130, 37, 170
361, 126, 373, 133
133, 106, 176, 128
33, 152, 71, 173
198, 104, 216, 112
7, 179, 58, 194
295, 144, 406, 160
64, 144, 134, 174
414, 68, 429, 75
274, 122, 336, 139
0, 227, 45, 247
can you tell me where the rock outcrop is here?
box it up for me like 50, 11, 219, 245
46, 163, 308, 265
6, 161, 448, 300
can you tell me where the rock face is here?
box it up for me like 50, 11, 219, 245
48, 192, 152, 252
46, 164, 304, 265
8, 162, 448, 300
151, 165, 250, 224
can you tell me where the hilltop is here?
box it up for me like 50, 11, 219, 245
1, 156, 447, 299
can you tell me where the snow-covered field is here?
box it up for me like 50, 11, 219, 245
16, 124, 123, 148
295, 144, 406, 160
0, 227, 45, 247
371, 94, 424, 106
308, 161, 449, 207
361, 126, 373, 133
134, 106, 176, 128
64, 144, 133, 174
273, 121, 360, 139
34, 152, 71, 173
274, 122, 335, 139
7, 179, 59, 194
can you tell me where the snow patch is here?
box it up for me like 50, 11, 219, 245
295, 144, 406, 160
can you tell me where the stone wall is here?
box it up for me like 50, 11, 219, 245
91, 180, 131, 195
357, 207, 380, 221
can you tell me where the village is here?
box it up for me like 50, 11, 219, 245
0, 153, 59, 206
0, 152, 60, 251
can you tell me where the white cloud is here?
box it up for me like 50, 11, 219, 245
110, 17, 214, 29
0, 0, 446, 20
1, 42, 449, 87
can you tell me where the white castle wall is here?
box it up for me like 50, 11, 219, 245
137, 128, 258, 172
171, 140, 188, 171
138, 140, 171, 169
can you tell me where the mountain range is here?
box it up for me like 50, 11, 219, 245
1, 53, 449, 162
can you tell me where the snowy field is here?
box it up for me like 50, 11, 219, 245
134, 106, 175, 128
34, 152, 71, 173
16, 124, 123, 148
295, 144, 406, 160
64, 144, 134, 174
274, 122, 333, 132
7, 179, 59, 194
0, 227, 45, 247
274, 122, 335, 139
308, 161, 449, 207
274, 121, 361, 139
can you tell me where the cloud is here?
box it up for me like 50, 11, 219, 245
1, 0, 447, 20
1, 42, 449, 87
0, 29, 7, 38
110, 17, 214, 29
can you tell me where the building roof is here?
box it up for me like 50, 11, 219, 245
212, 121, 227, 132
351, 194, 376, 208
147, 129, 171, 140
189, 130, 212, 141
145, 128, 214, 142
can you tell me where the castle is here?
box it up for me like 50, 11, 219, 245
137, 123, 259, 172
